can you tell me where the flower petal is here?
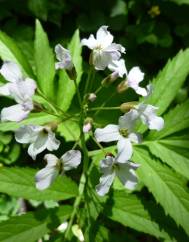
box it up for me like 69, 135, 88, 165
81, 34, 97, 49
119, 110, 139, 132
94, 124, 120, 142
55, 44, 73, 70
108, 59, 127, 78
96, 172, 115, 196
35, 166, 58, 190
46, 131, 60, 151
61, 150, 81, 171
117, 137, 133, 162
92, 51, 113, 70
0, 83, 11, 96
128, 132, 142, 144
96, 26, 113, 47
135, 87, 148, 97
15, 125, 39, 144
116, 161, 139, 190
0, 61, 22, 82
44, 154, 59, 167
99, 156, 114, 173
127, 67, 144, 89
1, 104, 29, 122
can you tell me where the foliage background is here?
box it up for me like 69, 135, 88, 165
0, 0, 189, 241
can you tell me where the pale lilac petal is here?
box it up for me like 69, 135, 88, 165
116, 162, 139, 190
0, 61, 22, 83
35, 166, 59, 190
1, 104, 29, 122
128, 132, 142, 144
0, 83, 11, 96
117, 137, 133, 162
46, 132, 60, 151
44, 154, 59, 167
15, 125, 39, 144
96, 26, 113, 47
81, 34, 97, 49
99, 156, 114, 173
55, 44, 73, 70
108, 59, 127, 78
119, 110, 139, 132
94, 124, 120, 142
148, 116, 164, 131
96, 172, 115, 196
135, 87, 148, 96
61, 150, 81, 171
92, 51, 113, 70
127, 67, 144, 88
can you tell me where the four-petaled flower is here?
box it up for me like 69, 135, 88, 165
0, 61, 36, 122
94, 111, 141, 162
35, 150, 81, 190
81, 26, 125, 70
15, 125, 60, 160
96, 154, 140, 196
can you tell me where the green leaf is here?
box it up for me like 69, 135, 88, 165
147, 100, 189, 140
0, 112, 58, 132
56, 29, 83, 111
106, 190, 188, 241
133, 146, 189, 235
0, 31, 34, 77
0, 167, 78, 201
143, 49, 189, 115
57, 119, 80, 141
0, 205, 72, 242
145, 139, 189, 179
34, 20, 55, 98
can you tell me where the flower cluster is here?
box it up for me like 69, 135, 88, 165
0, 25, 164, 198
82, 26, 164, 196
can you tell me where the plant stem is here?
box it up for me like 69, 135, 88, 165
84, 67, 93, 97
64, 79, 89, 239
89, 106, 120, 111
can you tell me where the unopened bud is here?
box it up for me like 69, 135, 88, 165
72, 224, 84, 242
117, 80, 128, 93
101, 72, 119, 87
83, 117, 93, 133
105, 152, 114, 158
88, 93, 96, 102
120, 102, 138, 112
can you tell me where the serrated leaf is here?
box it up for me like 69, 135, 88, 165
106, 190, 188, 241
143, 49, 189, 115
145, 140, 189, 179
34, 20, 55, 99
133, 146, 189, 235
56, 29, 83, 111
0, 167, 78, 201
0, 31, 34, 77
0, 112, 58, 132
147, 100, 189, 140
57, 119, 80, 141
0, 205, 72, 242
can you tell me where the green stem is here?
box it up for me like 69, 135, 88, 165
84, 67, 93, 97
64, 79, 89, 239
89, 106, 120, 111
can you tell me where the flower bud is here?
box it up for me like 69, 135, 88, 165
88, 93, 97, 102
120, 102, 138, 113
83, 117, 93, 133
117, 80, 128, 93
101, 72, 119, 87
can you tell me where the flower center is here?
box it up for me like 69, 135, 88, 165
119, 128, 128, 137
56, 160, 64, 174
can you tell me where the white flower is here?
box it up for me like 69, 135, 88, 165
15, 125, 60, 160
0, 61, 36, 122
126, 67, 150, 97
96, 154, 140, 196
108, 59, 127, 78
72, 224, 84, 242
94, 113, 141, 162
55, 44, 74, 71
81, 25, 125, 70
134, 103, 164, 131
35, 150, 81, 190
